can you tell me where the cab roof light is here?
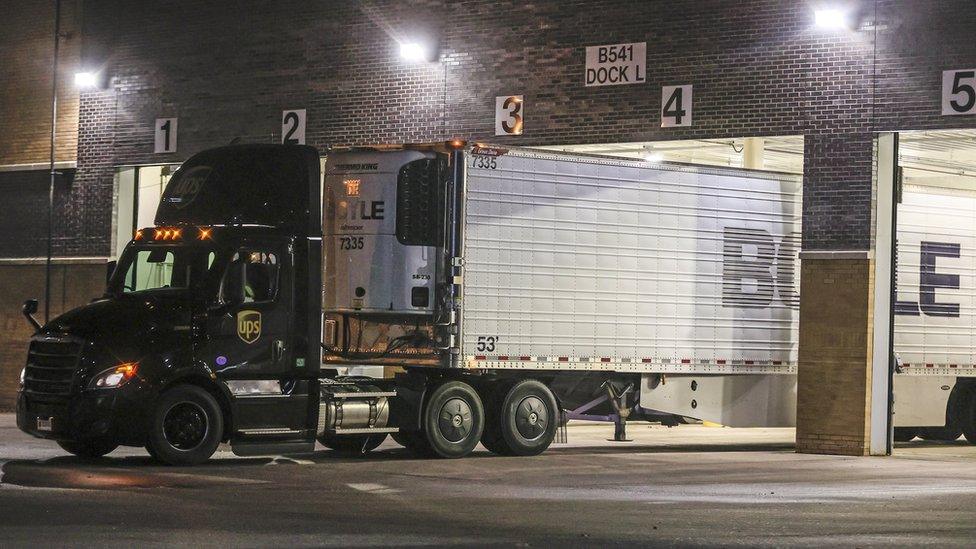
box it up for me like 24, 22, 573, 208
197, 227, 213, 240
151, 227, 184, 241
134, 229, 144, 241
447, 139, 467, 150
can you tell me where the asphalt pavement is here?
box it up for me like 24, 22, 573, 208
1, 414, 975, 547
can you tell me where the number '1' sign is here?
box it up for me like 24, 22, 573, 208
154, 118, 178, 154
942, 70, 976, 116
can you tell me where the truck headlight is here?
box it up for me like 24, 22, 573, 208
19, 367, 25, 389
90, 362, 139, 388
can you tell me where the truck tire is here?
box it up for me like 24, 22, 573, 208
57, 438, 118, 458
147, 385, 224, 466
491, 379, 558, 456
893, 428, 917, 442
422, 380, 484, 458
916, 427, 962, 442
318, 433, 387, 455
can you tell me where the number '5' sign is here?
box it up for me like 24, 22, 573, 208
942, 70, 976, 116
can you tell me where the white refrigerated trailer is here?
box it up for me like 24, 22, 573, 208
322, 144, 976, 456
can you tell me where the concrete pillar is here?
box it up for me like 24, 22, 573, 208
795, 132, 888, 456
742, 137, 764, 169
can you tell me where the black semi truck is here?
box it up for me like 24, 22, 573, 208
16, 143, 644, 465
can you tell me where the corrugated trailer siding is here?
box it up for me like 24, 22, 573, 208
460, 148, 802, 371
894, 185, 976, 371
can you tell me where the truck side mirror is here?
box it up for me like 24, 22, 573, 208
22, 299, 41, 333
105, 260, 117, 285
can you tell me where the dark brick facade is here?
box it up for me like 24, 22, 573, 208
0, 0, 82, 167
43, 0, 973, 258
2, 0, 976, 427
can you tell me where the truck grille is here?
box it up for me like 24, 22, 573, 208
23, 338, 83, 403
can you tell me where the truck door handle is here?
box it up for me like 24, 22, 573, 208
273, 339, 285, 363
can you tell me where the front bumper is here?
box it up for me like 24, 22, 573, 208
16, 385, 150, 446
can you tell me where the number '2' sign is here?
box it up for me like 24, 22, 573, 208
282, 109, 307, 144
943, 70, 976, 116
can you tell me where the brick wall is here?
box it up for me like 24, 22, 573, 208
54, 0, 976, 258
5, 0, 976, 443
796, 257, 875, 456
0, 0, 82, 167
0, 262, 104, 411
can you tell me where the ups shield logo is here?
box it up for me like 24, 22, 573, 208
162, 166, 211, 209
237, 310, 262, 344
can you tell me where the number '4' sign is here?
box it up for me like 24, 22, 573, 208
942, 70, 976, 116
661, 85, 693, 127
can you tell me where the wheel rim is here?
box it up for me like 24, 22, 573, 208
514, 396, 549, 441
163, 401, 209, 451
437, 397, 473, 443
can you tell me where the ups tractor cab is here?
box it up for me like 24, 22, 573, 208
17, 145, 329, 464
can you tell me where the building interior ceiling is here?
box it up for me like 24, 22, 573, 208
546, 130, 976, 191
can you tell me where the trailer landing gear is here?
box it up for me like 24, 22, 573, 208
605, 382, 634, 442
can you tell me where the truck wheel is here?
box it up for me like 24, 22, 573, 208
57, 438, 118, 458
422, 380, 484, 458
318, 433, 387, 455
916, 427, 962, 442
147, 385, 224, 466
893, 428, 918, 442
495, 379, 558, 456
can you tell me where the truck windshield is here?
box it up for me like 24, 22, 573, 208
113, 245, 217, 294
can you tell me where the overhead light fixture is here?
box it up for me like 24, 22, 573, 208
399, 42, 428, 62
814, 9, 848, 29
74, 71, 98, 89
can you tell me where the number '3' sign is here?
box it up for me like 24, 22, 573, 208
495, 95, 524, 136
942, 70, 976, 116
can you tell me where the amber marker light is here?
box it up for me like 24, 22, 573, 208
198, 227, 213, 240
134, 229, 144, 240
447, 138, 466, 149
91, 362, 139, 388
116, 362, 139, 380
154, 228, 163, 240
